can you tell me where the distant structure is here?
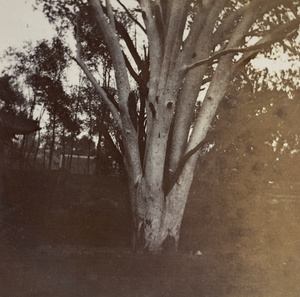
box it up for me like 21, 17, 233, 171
0, 110, 40, 141
0, 111, 40, 206
59, 153, 96, 175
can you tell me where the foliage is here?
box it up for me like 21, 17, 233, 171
0, 75, 27, 114
28, 0, 300, 251
73, 134, 96, 155
203, 86, 300, 184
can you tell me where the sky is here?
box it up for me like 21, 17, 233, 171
0, 1, 298, 131
0, 0, 56, 55
0, 1, 299, 79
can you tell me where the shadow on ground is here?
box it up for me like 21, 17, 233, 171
0, 170, 299, 296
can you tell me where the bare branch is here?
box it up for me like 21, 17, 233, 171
170, 16, 300, 193
213, 0, 280, 43
88, 0, 130, 102
166, 141, 203, 195
116, 0, 146, 34
281, 41, 300, 56
88, 0, 143, 179
75, 13, 82, 60
114, 20, 145, 72
106, 0, 116, 32
74, 56, 122, 130
123, 52, 148, 93
213, 2, 249, 43
183, 41, 273, 73
98, 3, 145, 72
233, 18, 300, 71
74, 15, 122, 129
184, 18, 300, 74
168, 1, 229, 174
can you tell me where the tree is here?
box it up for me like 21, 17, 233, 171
0, 75, 40, 206
35, 0, 300, 252
1, 38, 81, 170
0, 75, 26, 113
79, 84, 124, 174
201, 81, 300, 186
0, 75, 41, 168
26, 38, 81, 169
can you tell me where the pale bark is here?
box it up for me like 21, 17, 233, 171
169, 0, 228, 171
130, 164, 196, 252
77, 0, 300, 252
88, 0, 142, 183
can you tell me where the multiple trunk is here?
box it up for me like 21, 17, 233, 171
129, 153, 199, 252
77, 0, 299, 252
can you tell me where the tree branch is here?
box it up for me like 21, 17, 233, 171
213, 2, 250, 44
88, 0, 143, 179
74, 56, 122, 130
106, 0, 116, 32
184, 17, 300, 74
123, 52, 148, 93
170, 15, 300, 194
88, 0, 130, 104
114, 20, 146, 72
281, 41, 300, 56
166, 140, 204, 195
99, 3, 146, 73
233, 18, 300, 71
98, 124, 124, 168
167, 0, 228, 175
184, 40, 273, 73
116, 0, 146, 34
74, 14, 122, 129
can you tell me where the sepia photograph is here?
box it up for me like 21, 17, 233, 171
0, 0, 300, 296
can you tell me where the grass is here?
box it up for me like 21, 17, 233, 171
1, 169, 300, 296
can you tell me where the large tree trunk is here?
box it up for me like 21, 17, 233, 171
77, 0, 300, 253
129, 154, 198, 253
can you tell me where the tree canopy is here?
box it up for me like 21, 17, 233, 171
9, 0, 300, 251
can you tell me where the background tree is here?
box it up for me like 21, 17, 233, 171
201, 72, 300, 185
1, 39, 80, 169
79, 84, 124, 174
26, 38, 81, 169
1, 29, 123, 173
0, 75, 40, 169
0, 75, 40, 206
0, 75, 27, 114
34, 0, 300, 252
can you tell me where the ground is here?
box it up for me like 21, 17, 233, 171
1, 170, 300, 297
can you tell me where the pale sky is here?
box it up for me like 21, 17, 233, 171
0, 0, 56, 55
0, 1, 299, 81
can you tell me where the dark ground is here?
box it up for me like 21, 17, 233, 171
1, 170, 300, 297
